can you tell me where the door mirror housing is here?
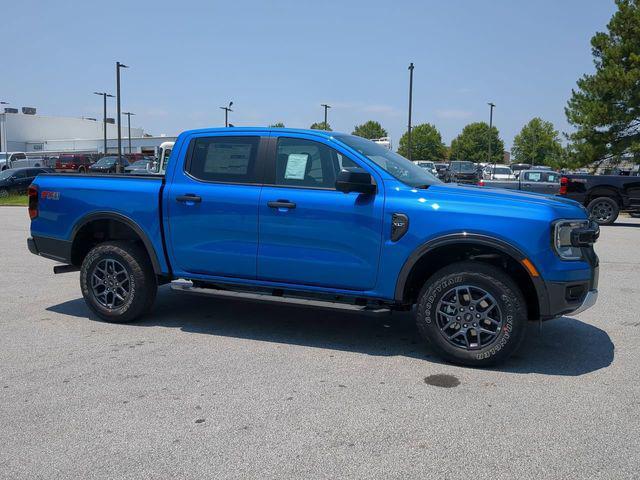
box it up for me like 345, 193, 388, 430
335, 169, 376, 194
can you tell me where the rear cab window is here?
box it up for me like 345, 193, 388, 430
186, 136, 261, 184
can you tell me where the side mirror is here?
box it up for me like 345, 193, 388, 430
335, 169, 376, 194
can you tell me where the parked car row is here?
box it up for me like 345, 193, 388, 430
413, 159, 638, 225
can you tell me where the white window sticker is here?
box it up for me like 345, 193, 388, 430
284, 153, 308, 180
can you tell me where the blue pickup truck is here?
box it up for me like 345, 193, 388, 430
26, 128, 600, 366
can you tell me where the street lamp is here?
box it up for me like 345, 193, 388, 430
407, 63, 414, 160
93, 92, 114, 155
488, 102, 495, 177
123, 112, 135, 154
220, 102, 233, 127
116, 61, 129, 172
0, 101, 8, 152
321, 104, 331, 129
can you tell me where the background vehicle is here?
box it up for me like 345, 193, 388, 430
559, 173, 640, 224
479, 170, 561, 194
434, 162, 449, 181
531, 165, 553, 171
510, 163, 531, 178
0, 167, 53, 197
124, 158, 154, 174
483, 165, 513, 180
445, 160, 480, 184
55, 154, 95, 173
89, 156, 129, 173
414, 160, 437, 176
27, 127, 599, 367
153, 141, 174, 174
0, 152, 43, 170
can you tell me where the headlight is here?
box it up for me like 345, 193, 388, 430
553, 220, 589, 260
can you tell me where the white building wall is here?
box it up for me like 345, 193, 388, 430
1, 112, 144, 152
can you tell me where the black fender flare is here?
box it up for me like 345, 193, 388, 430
70, 211, 162, 275
394, 233, 547, 309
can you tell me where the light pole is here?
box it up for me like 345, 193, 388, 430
321, 104, 331, 129
116, 61, 129, 172
94, 92, 114, 155
407, 63, 414, 160
0, 101, 8, 152
220, 102, 233, 127
488, 102, 495, 177
123, 112, 135, 154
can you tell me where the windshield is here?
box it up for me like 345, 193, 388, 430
0, 170, 13, 181
493, 167, 512, 175
451, 161, 476, 173
334, 134, 441, 187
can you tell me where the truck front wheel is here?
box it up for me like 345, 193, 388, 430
80, 241, 157, 323
415, 261, 527, 367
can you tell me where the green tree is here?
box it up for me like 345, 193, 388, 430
270, 122, 285, 128
512, 118, 563, 167
565, 0, 640, 167
352, 120, 387, 139
450, 122, 504, 163
397, 123, 446, 161
310, 122, 332, 131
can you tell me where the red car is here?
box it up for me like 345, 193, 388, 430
55, 154, 95, 173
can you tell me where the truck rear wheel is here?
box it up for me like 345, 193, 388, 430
415, 261, 527, 367
587, 197, 619, 225
80, 241, 157, 323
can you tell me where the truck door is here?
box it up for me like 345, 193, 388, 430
521, 171, 558, 194
257, 134, 384, 291
166, 133, 265, 279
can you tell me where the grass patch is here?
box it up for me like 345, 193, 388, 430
0, 193, 28, 206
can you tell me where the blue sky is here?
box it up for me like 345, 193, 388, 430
2, 0, 616, 150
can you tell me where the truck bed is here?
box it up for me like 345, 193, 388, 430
29, 173, 167, 272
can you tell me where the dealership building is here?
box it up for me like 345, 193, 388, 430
0, 108, 175, 156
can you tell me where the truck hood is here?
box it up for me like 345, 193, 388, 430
428, 183, 587, 217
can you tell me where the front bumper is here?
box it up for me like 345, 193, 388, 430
539, 246, 599, 319
572, 289, 598, 315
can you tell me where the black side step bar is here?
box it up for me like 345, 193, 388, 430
53, 264, 80, 274
170, 282, 390, 314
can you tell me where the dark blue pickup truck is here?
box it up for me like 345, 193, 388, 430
27, 128, 600, 366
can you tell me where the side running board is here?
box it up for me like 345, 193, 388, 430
170, 282, 390, 314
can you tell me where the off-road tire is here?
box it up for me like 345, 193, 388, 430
415, 261, 528, 367
80, 241, 157, 323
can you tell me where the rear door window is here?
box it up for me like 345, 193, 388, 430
187, 136, 261, 184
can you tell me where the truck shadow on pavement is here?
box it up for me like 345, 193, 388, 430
48, 286, 614, 377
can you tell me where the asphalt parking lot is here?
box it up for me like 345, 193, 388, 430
1, 206, 639, 479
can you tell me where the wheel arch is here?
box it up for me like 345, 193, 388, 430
70, 212, 162, 275
395, 234, 544, 320
586, 187, 622, 205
